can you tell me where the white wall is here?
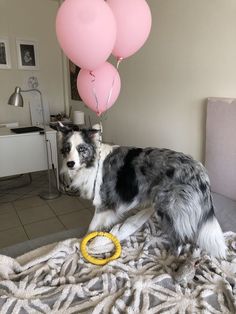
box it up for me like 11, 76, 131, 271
0, 0, 65, 125
99, 0, 236, 161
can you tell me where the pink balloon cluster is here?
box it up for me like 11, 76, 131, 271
56, 0, 152, 116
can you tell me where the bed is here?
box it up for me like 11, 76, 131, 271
0, 194, 235, 313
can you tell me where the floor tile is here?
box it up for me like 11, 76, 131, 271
17, 205, 55, 225
0, 202, 15, 215
0, 171, 95, 247
24, 218, 65, 239
47, 195, 85, 215
0, 194, 21, 203
0, 211, 21, 231
77, 197, 93, 209
88, 207, 95, 215
10, 185, 35, 195
58, 209, 93, 230
13, 196, 45, 210
0, 227, 28, 249
20, 189, 46, 199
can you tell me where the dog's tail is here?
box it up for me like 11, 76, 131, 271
197, 208, 226, 259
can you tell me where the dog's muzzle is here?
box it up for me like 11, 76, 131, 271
67, 161, 75, 169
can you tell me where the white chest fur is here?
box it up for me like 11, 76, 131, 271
70, 166, 97, 199
70, 143, 115, 203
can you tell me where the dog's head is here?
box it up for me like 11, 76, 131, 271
57, 122, 101, 171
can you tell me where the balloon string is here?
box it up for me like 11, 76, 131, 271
90, 63, 119, 118
116, 57, 123, 69
101, 57, 123, 119
90, 71, 100, 116
105, 74, 115, 111
103, 59, 122, 119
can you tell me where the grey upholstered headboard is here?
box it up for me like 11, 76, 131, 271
205, 97, 236, 201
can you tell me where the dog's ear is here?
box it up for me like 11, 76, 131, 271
89, 123, 102, 142
87, 129, 100, 143
92, 123, 103, 133
57, 122, 72, 135
57, 122, 72, 150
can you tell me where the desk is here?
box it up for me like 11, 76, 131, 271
0, 126, 59, 188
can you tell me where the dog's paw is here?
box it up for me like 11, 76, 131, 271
66, 186, 80, 196
100, 226, 112, 233
88, 224, 112, 234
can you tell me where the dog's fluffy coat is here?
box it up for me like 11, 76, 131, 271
58, 124, 226, 259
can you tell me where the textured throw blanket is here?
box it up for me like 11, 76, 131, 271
0, 212, 235, 314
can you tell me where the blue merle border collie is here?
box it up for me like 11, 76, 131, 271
58, 123, 226, 259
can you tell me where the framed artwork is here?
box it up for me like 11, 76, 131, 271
69, 60, 82, 101
16, 39, 39, 70
0, 38, 11, 69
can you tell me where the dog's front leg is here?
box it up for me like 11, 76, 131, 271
88, 207, 120, 232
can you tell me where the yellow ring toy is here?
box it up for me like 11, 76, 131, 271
80, 231, 121, 265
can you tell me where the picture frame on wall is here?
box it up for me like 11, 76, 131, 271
0, 38, 11, 69
69, 60, 82, 101
16, 39, 39, 70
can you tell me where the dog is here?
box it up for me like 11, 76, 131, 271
58, 123, 226, 259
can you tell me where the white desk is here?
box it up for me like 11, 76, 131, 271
0, 126, 59, 188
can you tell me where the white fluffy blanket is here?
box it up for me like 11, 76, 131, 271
0, 211, 236, 314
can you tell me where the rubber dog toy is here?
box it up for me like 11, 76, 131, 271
80, 231, 121, 265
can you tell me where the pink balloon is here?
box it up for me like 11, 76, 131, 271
77, 62, 121, 116
107, 0, 152, 59
56, 0, 117, 70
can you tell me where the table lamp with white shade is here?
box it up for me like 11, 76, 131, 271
73, 110, 85, 127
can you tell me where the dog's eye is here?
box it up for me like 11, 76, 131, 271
77, 145, 87, 154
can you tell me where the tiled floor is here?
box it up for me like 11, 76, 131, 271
0, 171, 94, 249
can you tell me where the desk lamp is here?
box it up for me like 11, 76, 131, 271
8, 87, 60, 200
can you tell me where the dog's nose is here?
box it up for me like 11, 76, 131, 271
67, 161, 75, 168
